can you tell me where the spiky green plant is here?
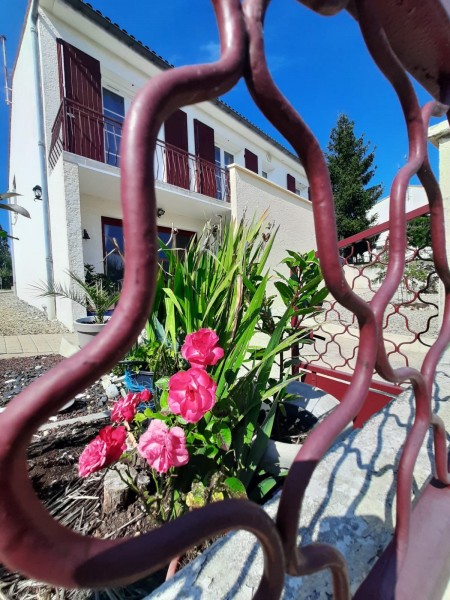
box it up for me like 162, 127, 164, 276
32, 270, 121, 323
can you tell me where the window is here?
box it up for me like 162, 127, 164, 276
102, 217, 124, 284
103, 89, 125, 166
215, 147, 234, 201
262, 171, 268, 179
101, 218, 195, 282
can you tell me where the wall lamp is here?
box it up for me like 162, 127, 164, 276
33, 185, 42, 201
82, 229, 90, 240
157, 208, 165, 218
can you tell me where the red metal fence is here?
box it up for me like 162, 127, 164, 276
298, 204, 438, 427
49, 97, 230, 201
1, 0, 450, 599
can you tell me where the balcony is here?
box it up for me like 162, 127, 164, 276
48, 98, 230, 202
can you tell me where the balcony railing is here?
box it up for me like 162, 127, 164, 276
49, 97, 230, 202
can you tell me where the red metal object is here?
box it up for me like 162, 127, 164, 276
300, 363, 403, 428
1, 0, 450, 598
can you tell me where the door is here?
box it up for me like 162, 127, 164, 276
57, 39, 104, 161
164, 110, 189, 189
194, 119, 216, 198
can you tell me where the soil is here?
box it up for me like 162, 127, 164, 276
0, 355, 109, 422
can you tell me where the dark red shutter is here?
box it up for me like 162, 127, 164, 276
287, 174, 296, 192
164, 110, 189, 190
245, 149, 258, 174
308, 186, 312, 201
194, 119, 216, 198
57, 39, 104, 161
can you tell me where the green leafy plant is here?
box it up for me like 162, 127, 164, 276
115, 217, 327, 507
32, 265, 121, 323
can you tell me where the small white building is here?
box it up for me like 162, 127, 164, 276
7, 0, 316, 329
429, 120, 450, 203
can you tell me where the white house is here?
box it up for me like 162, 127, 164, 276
7, 0, 315, 330
429, 119, 450, 253
367, 185, 429, 250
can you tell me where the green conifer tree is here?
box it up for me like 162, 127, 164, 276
0, 226, 12, 287
326, 114, 383, 243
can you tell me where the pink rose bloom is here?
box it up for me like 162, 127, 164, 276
78, 425, 127, 477
137, 420, 189, 474
139, 388, 153, 402
181, 328, 224, 368
168, 367, 217, 423
111, 392, 140, 423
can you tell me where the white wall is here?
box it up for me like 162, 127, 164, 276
80, 193, 213, 275
229, 164, 316, 314
368, 186, 428, 225
9, 14, 48, 312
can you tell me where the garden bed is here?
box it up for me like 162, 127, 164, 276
0, 357, 165, 599
0, 357, 226, 599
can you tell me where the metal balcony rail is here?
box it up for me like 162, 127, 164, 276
154, 139, 230, 202
48, 97, 230, 202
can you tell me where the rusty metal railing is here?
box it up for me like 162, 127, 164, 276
1, 0, 450, 598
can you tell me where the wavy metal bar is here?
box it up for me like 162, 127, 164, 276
0, 0, 449, 597
0, 2, 285, 596
355, 0, 450, 564
243, 1, 379, 596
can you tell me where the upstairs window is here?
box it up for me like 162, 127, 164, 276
215, 147, 234, 201
103, 89, 125, 167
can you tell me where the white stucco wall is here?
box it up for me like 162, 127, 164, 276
429, 120, 450, 324
368, 186, 428, 226
8, 14, 49, 312
80, 193, 217, 275
229, 164, 316, 313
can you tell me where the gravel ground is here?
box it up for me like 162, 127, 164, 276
0, 291, 69, 335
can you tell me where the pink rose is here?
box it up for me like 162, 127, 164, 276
139, 388, 153, 402
181, 328, 224, 369
168, 367, 216, 423
78, 425, 127, 477
111, 392, 140, 423
137, 420, 189, 474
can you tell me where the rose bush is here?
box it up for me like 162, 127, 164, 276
78, 425, 127, 477
138, 420, 189, 473
111, 389, 153, 423
181, 328, 224, 368
168, 367, 216, 423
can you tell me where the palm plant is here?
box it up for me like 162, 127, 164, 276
33, 269, 121, 324
0, 192, 30, 219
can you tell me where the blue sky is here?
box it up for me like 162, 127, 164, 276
0, 0, 439, 235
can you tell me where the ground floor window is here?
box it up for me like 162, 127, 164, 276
101, 217, 124, 283
101, 218, 195, 282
